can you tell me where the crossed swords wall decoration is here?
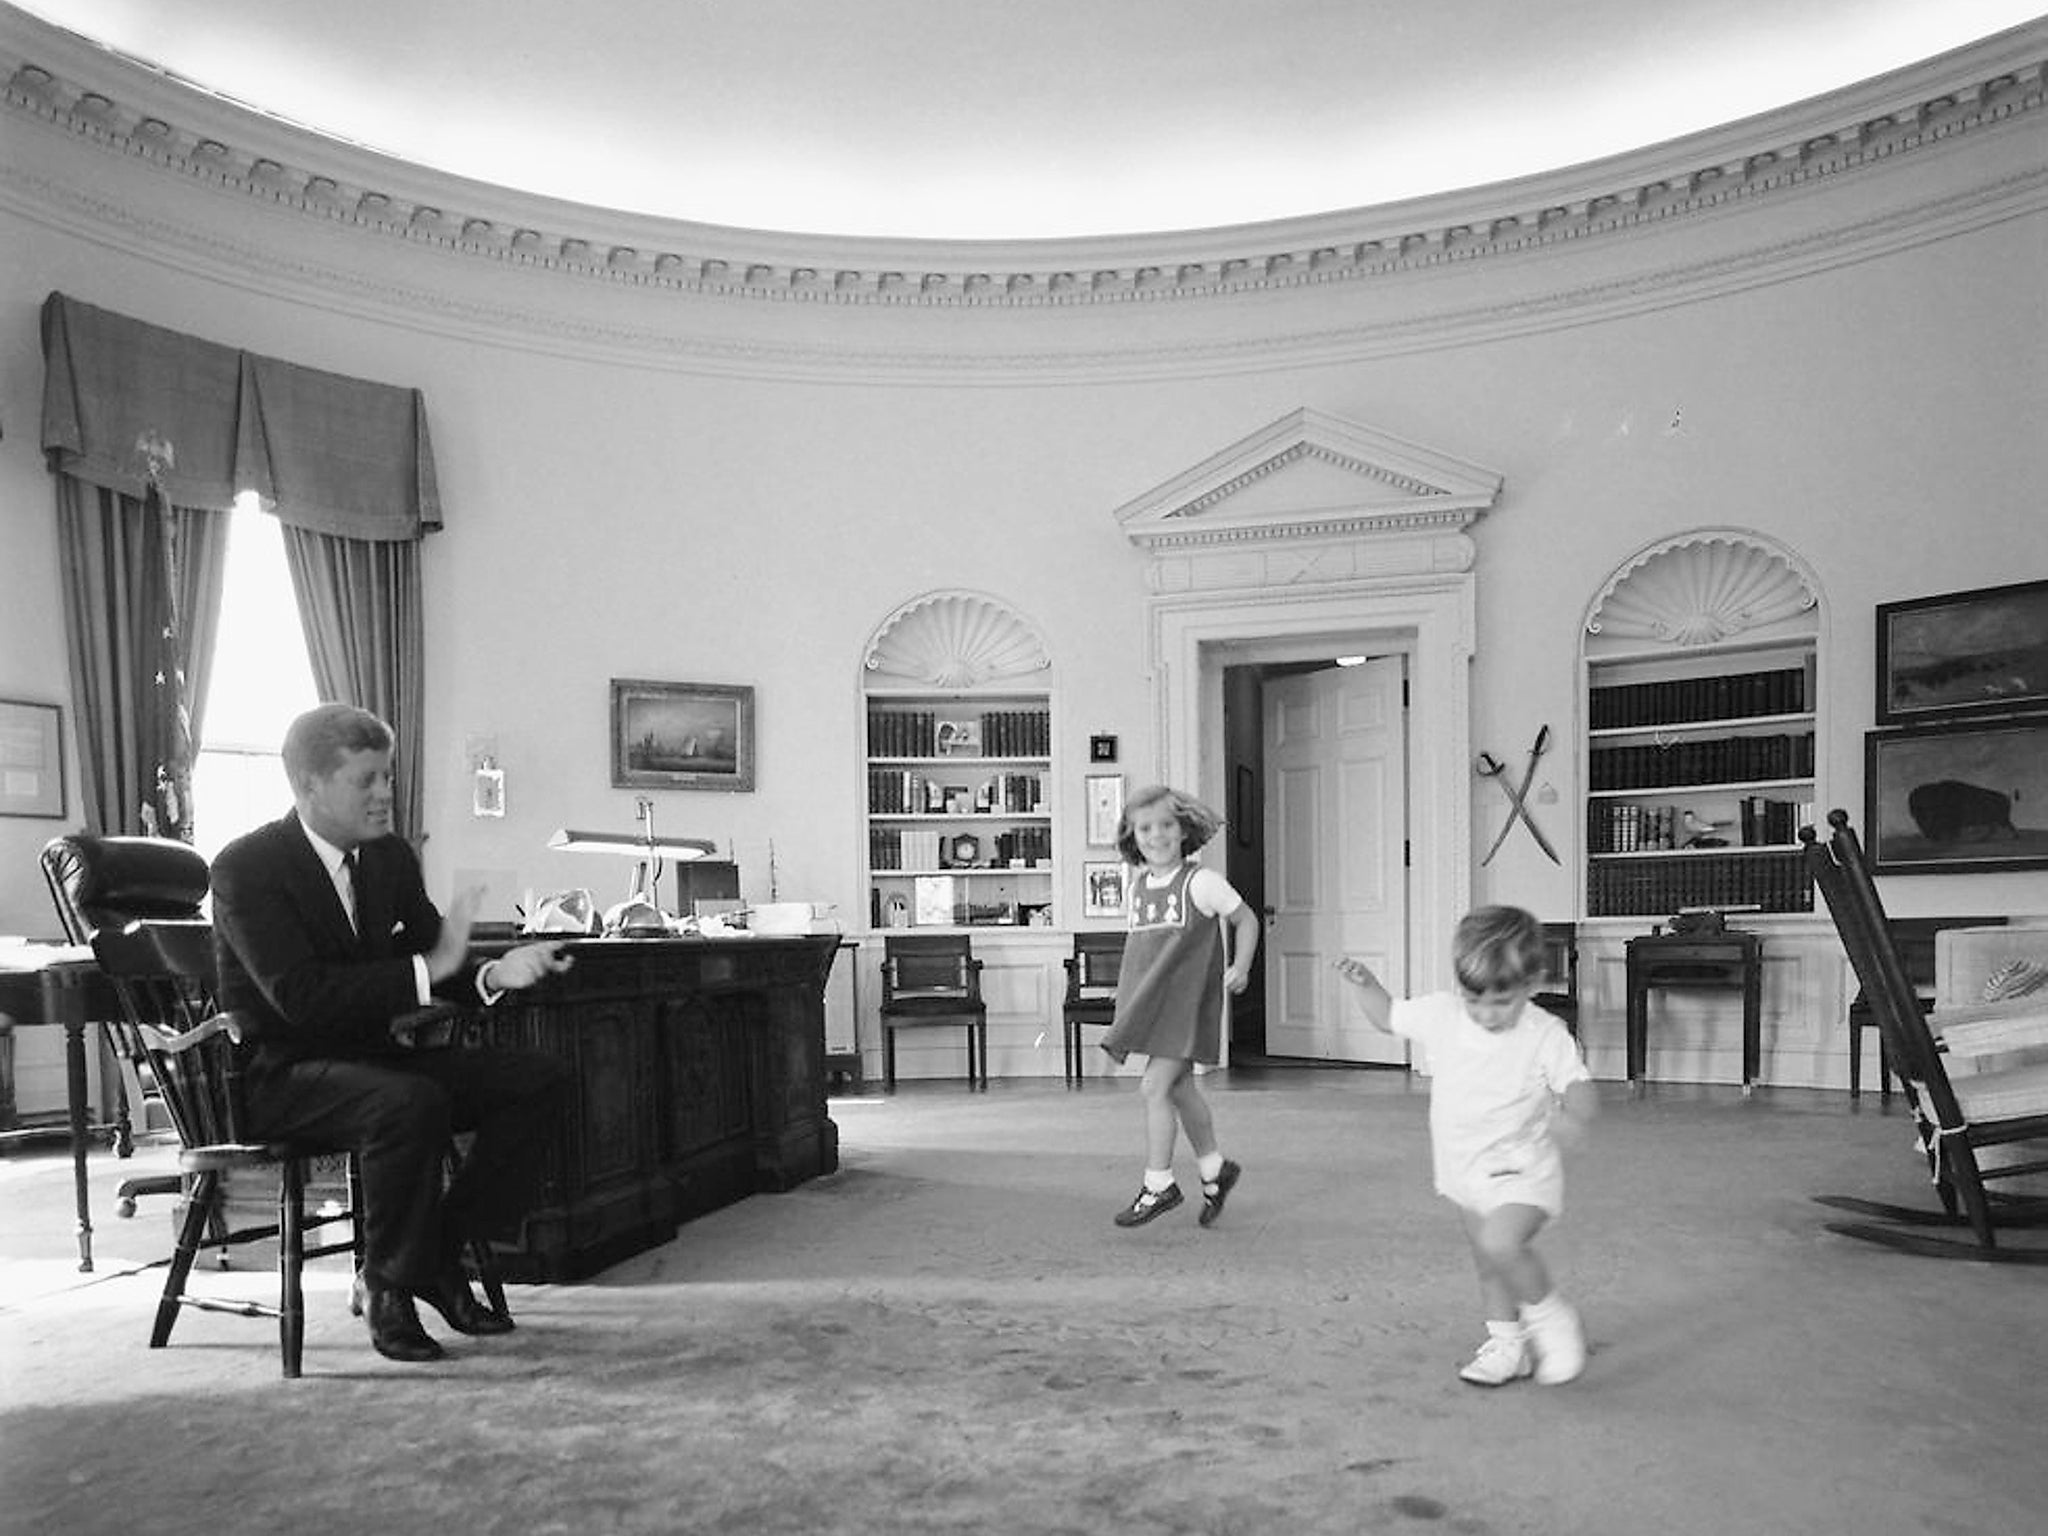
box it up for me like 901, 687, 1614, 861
1477, 725, 1560, 865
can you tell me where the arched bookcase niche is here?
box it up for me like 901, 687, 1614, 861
1579, 529, 1826, 919
859, 591, 1060, 932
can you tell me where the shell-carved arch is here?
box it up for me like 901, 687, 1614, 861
863, 590, 1052, 688
1584, 528, 1820, 647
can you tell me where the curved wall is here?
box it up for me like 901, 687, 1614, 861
2, 10, 2044, 965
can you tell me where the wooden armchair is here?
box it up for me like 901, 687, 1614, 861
89, 917, 365, 1376
878, 934, 987, 1091
1801, 810, 2048, 1262
1061, 931, 1125, 1085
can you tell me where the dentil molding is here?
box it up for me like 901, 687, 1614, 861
2, 10, 2043, 312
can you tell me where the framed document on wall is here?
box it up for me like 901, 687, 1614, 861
0, 699, 64, 818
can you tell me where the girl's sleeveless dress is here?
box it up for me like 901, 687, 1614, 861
1099, 860, 1227, 1066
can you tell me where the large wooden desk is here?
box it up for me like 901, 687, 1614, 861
470, 934, 842, 1282
1624, 930, 1764, 1092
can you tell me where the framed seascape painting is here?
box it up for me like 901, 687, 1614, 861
1876, 578, 2048, 725
611, 679, 756, 793
1864, 718, 2048, 874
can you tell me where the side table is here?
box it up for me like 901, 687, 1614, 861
1624, 930, 1764, 1092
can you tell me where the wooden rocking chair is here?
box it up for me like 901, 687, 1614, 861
1800, 809, 2048, 1262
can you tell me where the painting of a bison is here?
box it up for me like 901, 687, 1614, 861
1867, 720, 2048, 873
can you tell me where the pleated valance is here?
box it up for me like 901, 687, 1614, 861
39, 292, 441, 539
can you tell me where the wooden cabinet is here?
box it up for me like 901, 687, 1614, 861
863, 692, 1057, 930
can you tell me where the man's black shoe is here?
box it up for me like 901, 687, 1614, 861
411, 1270, 514, 1336
368, 1289, 445, 1363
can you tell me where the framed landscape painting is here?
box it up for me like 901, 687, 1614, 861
1876, 578, 2048, 725
1864, 718, 2048, 874
612, 679, 756, 792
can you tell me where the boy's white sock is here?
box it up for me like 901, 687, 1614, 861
1142, 1167, 1176, 1193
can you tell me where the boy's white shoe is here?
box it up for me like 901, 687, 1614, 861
1457, 1324, 1532, 1386
1522, 1294, 1586, 1385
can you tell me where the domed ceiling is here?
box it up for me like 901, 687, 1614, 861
12, 0, 2044, 240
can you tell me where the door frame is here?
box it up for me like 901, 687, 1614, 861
1150, 578, 1476, 1014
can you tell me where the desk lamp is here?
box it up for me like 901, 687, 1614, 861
548, 797, 717, 924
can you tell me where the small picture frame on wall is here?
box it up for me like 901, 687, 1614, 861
612, 679, 756, 792
1084, 773, 1124, 847
1089, 734, 1118, 763
0, 699, 65, 818
1083, 860, 1127, 919
1864, 717, 2048, 873
1876, 578, 2048, 725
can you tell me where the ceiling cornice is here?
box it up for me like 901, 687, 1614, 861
3, 9, 2043, 311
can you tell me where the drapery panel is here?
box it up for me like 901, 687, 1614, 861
54, 480, 227, 837
282, 527, 427, 848
39, 292, 441, 842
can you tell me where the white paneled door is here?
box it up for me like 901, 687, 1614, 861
1261, 658, 1410, 1064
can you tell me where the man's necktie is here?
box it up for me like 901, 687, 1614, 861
343, 849, 364, 934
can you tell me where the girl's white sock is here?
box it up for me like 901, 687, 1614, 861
1196, 1151, 1225, 1183
1142, 1167, 1176, 1193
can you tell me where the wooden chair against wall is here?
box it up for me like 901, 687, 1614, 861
1062, 931, 1125, 1085
1801, 810, 2048, 1262
1532, 921, 1579, 1037
1847, 916, 2006, 1099
879, 933, 987, 1091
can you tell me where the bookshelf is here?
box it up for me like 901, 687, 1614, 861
1583, 648, 1817, 917
864, 692, 1056, 930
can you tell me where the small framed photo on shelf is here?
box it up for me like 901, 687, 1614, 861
1083, 861, 1128, 919
935, 718, 982, 756
0, 698, 64, 818
612, 679, 755, 792
1864, 717, 2048, 873
1876, 578, 2048, 725
1084, 773, 1124, 847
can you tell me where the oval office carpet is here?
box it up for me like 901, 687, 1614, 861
3, 1069, 2044, 1536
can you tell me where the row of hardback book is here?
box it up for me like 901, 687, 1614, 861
867, 707, 1051, 759
1588, 797, 1812, 853
1587, 850, 1813, 916
1589, 666, 1807, 730
868, 825, 1052, 871
1588, 732, 1813, 791
867, 768, 1046, 815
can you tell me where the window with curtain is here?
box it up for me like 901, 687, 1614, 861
191, 499, 318, 863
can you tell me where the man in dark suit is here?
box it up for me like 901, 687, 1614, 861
211, 703, 574, 1363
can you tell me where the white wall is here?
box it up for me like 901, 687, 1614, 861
2, 28, 2045, 1093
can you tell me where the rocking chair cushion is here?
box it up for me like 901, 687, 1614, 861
1933, 999, 2048, 1059
1947, 1060, 2048, 1125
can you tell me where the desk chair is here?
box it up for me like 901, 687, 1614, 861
879, 934, 987, 1091
1847, 916, 2005, 1099
40, 834, 210, 1208
1062, 931, 1125, 1085
1532, 921, 1579, 1037
1802, 810, 2048, 1262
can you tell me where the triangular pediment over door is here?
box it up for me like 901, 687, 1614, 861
1118, 406, 1503, 1004
1116, 406, 1503, 593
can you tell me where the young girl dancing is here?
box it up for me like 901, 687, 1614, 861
1336, 904, 1597, 1385
1099, 784, 1260, 1229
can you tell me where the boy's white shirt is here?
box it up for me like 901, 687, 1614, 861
1389, 993, 1590, 1191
